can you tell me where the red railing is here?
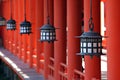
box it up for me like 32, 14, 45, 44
92, 78, 100, 80
48, 57, 55, 78
73, 69, 85, 80
40, 53, 44, 73
59, 63, 68, 80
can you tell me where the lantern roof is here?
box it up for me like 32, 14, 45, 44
40, 23, 55, 30
80, 31, 102, 38
7, 19, 16, 24
0, 16, 6, 21
20, 20, 31, 27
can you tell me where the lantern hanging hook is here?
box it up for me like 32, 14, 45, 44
46, 0, 50, 24
24, 0, 26, 21
89, 0, 94, 31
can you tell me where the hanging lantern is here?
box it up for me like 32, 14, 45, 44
40, 24, 56, 42
79, 28, 103, 58
6, 19, 16, 30
20, 20, 31, 34
6, 0, 16, 30
40, 0, 56, 42
0, 16, 6, 26
77, 0, 104, 58
20, 0, 32, 35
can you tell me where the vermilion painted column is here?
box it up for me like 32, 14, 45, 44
0, 2, 6, 48
3, 1, 10, 50
10, 0, 15, 54
18, 0, 24, 59
12, 0, 15, 54
7, 0, 12, 52
22, 0, 30, 63
36, 0, 44, 72
29, 0, 36, 68
13, 0, 18, 55
84, 0, 101, 80
1, 2, 7, 48
26, 0, 35, 68
43, 0, 54, 79
67, 0, 82, 80
54, 0, 66, 80
106, 0, 120, 79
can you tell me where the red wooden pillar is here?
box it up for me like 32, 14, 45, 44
43, 0, 54, 79
18, 0, 24, 59
12, 0, 15, 54
0, 1, 6, 47
7, 0, 13, 52
0, 2, 5, 48
67, 0, 82, 80
106, 0, 120, 79
22, 0, 30, 63
54, 0, 66, 80
13, 0, 18, 55
28, 0, 36, 68
3, 1, 10, 51
84, 0, 101, 80
36, 0, 44, 72
10, 0, 15, 54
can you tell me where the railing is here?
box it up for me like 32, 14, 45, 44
73, 69, 85, 80
59, 63, 68, 80
39, 53, 44, 74
92, 78, 100, 80
48, 57, 55, 77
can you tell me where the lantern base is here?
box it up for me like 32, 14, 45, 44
40, 39, 57, 43
76, 53, 105, 58
20, 32, 32, 35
